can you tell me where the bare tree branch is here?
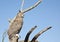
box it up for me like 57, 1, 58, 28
22, 0, 42, 13
2, 30, 7, 42
19, 40, 38, 42
31, 26, 52, 42
24, 26, 37, 42
9, 34, 19, 42
20, 0, 25, 11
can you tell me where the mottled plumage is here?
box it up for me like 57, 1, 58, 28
7, 11, 24, 39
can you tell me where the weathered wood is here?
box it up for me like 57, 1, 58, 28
31, 26, 52, 42
19, 26, 52, 42
19, 40, 38, 42
22, 0, 42, 13
24, 26, 37, 42
9, 35, 19, 42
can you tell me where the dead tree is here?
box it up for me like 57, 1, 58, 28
19, 26, 52, 42
7, 0, 52, 42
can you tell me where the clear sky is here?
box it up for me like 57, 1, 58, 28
0, 0, 60, 42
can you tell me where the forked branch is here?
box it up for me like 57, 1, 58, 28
31, 26, 52, 42
22, 0, 42, 13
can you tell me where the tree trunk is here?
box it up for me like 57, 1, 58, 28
9, 35, 19, 42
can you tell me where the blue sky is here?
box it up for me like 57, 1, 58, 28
0, 0, 60, 42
